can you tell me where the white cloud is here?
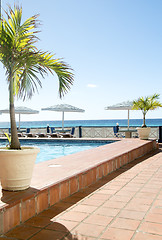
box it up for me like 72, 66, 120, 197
87, 84, 97, 88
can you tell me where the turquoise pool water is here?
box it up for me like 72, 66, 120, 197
0, 139, 115, 163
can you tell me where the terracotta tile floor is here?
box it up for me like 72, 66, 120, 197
1, 144, 162, 240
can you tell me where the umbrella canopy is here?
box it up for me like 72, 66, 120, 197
105, 101, 133, 128
41, 104, 85, 129
0, 106, 39, 129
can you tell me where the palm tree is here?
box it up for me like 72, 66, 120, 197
0, 5, 74, 149
132, 94, 162, 127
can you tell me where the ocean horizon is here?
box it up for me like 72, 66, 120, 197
0, 118, 162, 129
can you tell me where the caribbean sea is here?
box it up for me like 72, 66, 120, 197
0, 119, 162, 129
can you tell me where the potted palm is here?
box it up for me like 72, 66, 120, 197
132, 94, 162, 139
0, 5, 74, 191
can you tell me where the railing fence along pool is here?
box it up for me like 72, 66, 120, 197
0, 126, 160, 139
75, 126, 159, 139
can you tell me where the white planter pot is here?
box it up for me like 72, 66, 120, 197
137, 127, 151, 140
0, 147, 40, 191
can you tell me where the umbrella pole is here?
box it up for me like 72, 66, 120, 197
62, 111, 64, 130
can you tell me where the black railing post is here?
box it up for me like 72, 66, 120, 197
158, 126, 162, 143
79, 126, 82, 138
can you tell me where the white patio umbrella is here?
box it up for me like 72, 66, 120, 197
41, 104, 85, 130
105, 101, 133, 129
0, 106, 39, 129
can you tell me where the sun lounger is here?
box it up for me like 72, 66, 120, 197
35, 128, 50, 138
46, 127, 60, 138
35, 133, 47, 138
0, 129, 6, 137
17, 132, 24, 137
23, 128, 36, 137
25, 133, 36, 137
59, 127, 75, 138
51, 127, 55, 133
50, 133, 60, 138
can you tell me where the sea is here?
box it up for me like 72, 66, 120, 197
0, 119, 162, 129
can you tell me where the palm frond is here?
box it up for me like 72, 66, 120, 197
0, 4, 74, 100
133, 94, 162, 113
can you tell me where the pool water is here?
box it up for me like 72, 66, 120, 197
0, 139, 115, 163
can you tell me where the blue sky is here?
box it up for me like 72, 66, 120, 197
0, 0, 162, 122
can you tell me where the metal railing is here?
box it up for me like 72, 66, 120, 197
0, 126, 159, 140
74, 126, 159, 139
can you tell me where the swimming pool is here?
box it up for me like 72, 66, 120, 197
0, 139, 115, 163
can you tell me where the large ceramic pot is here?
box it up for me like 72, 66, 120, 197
0, 147, 40, 191
137, 127, 151, 140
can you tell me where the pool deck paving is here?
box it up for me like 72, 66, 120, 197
0, 139, 162, 239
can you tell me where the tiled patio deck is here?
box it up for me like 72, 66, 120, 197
0, 139, 161, 239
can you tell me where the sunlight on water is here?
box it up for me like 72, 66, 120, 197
0, 139, 113, 163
